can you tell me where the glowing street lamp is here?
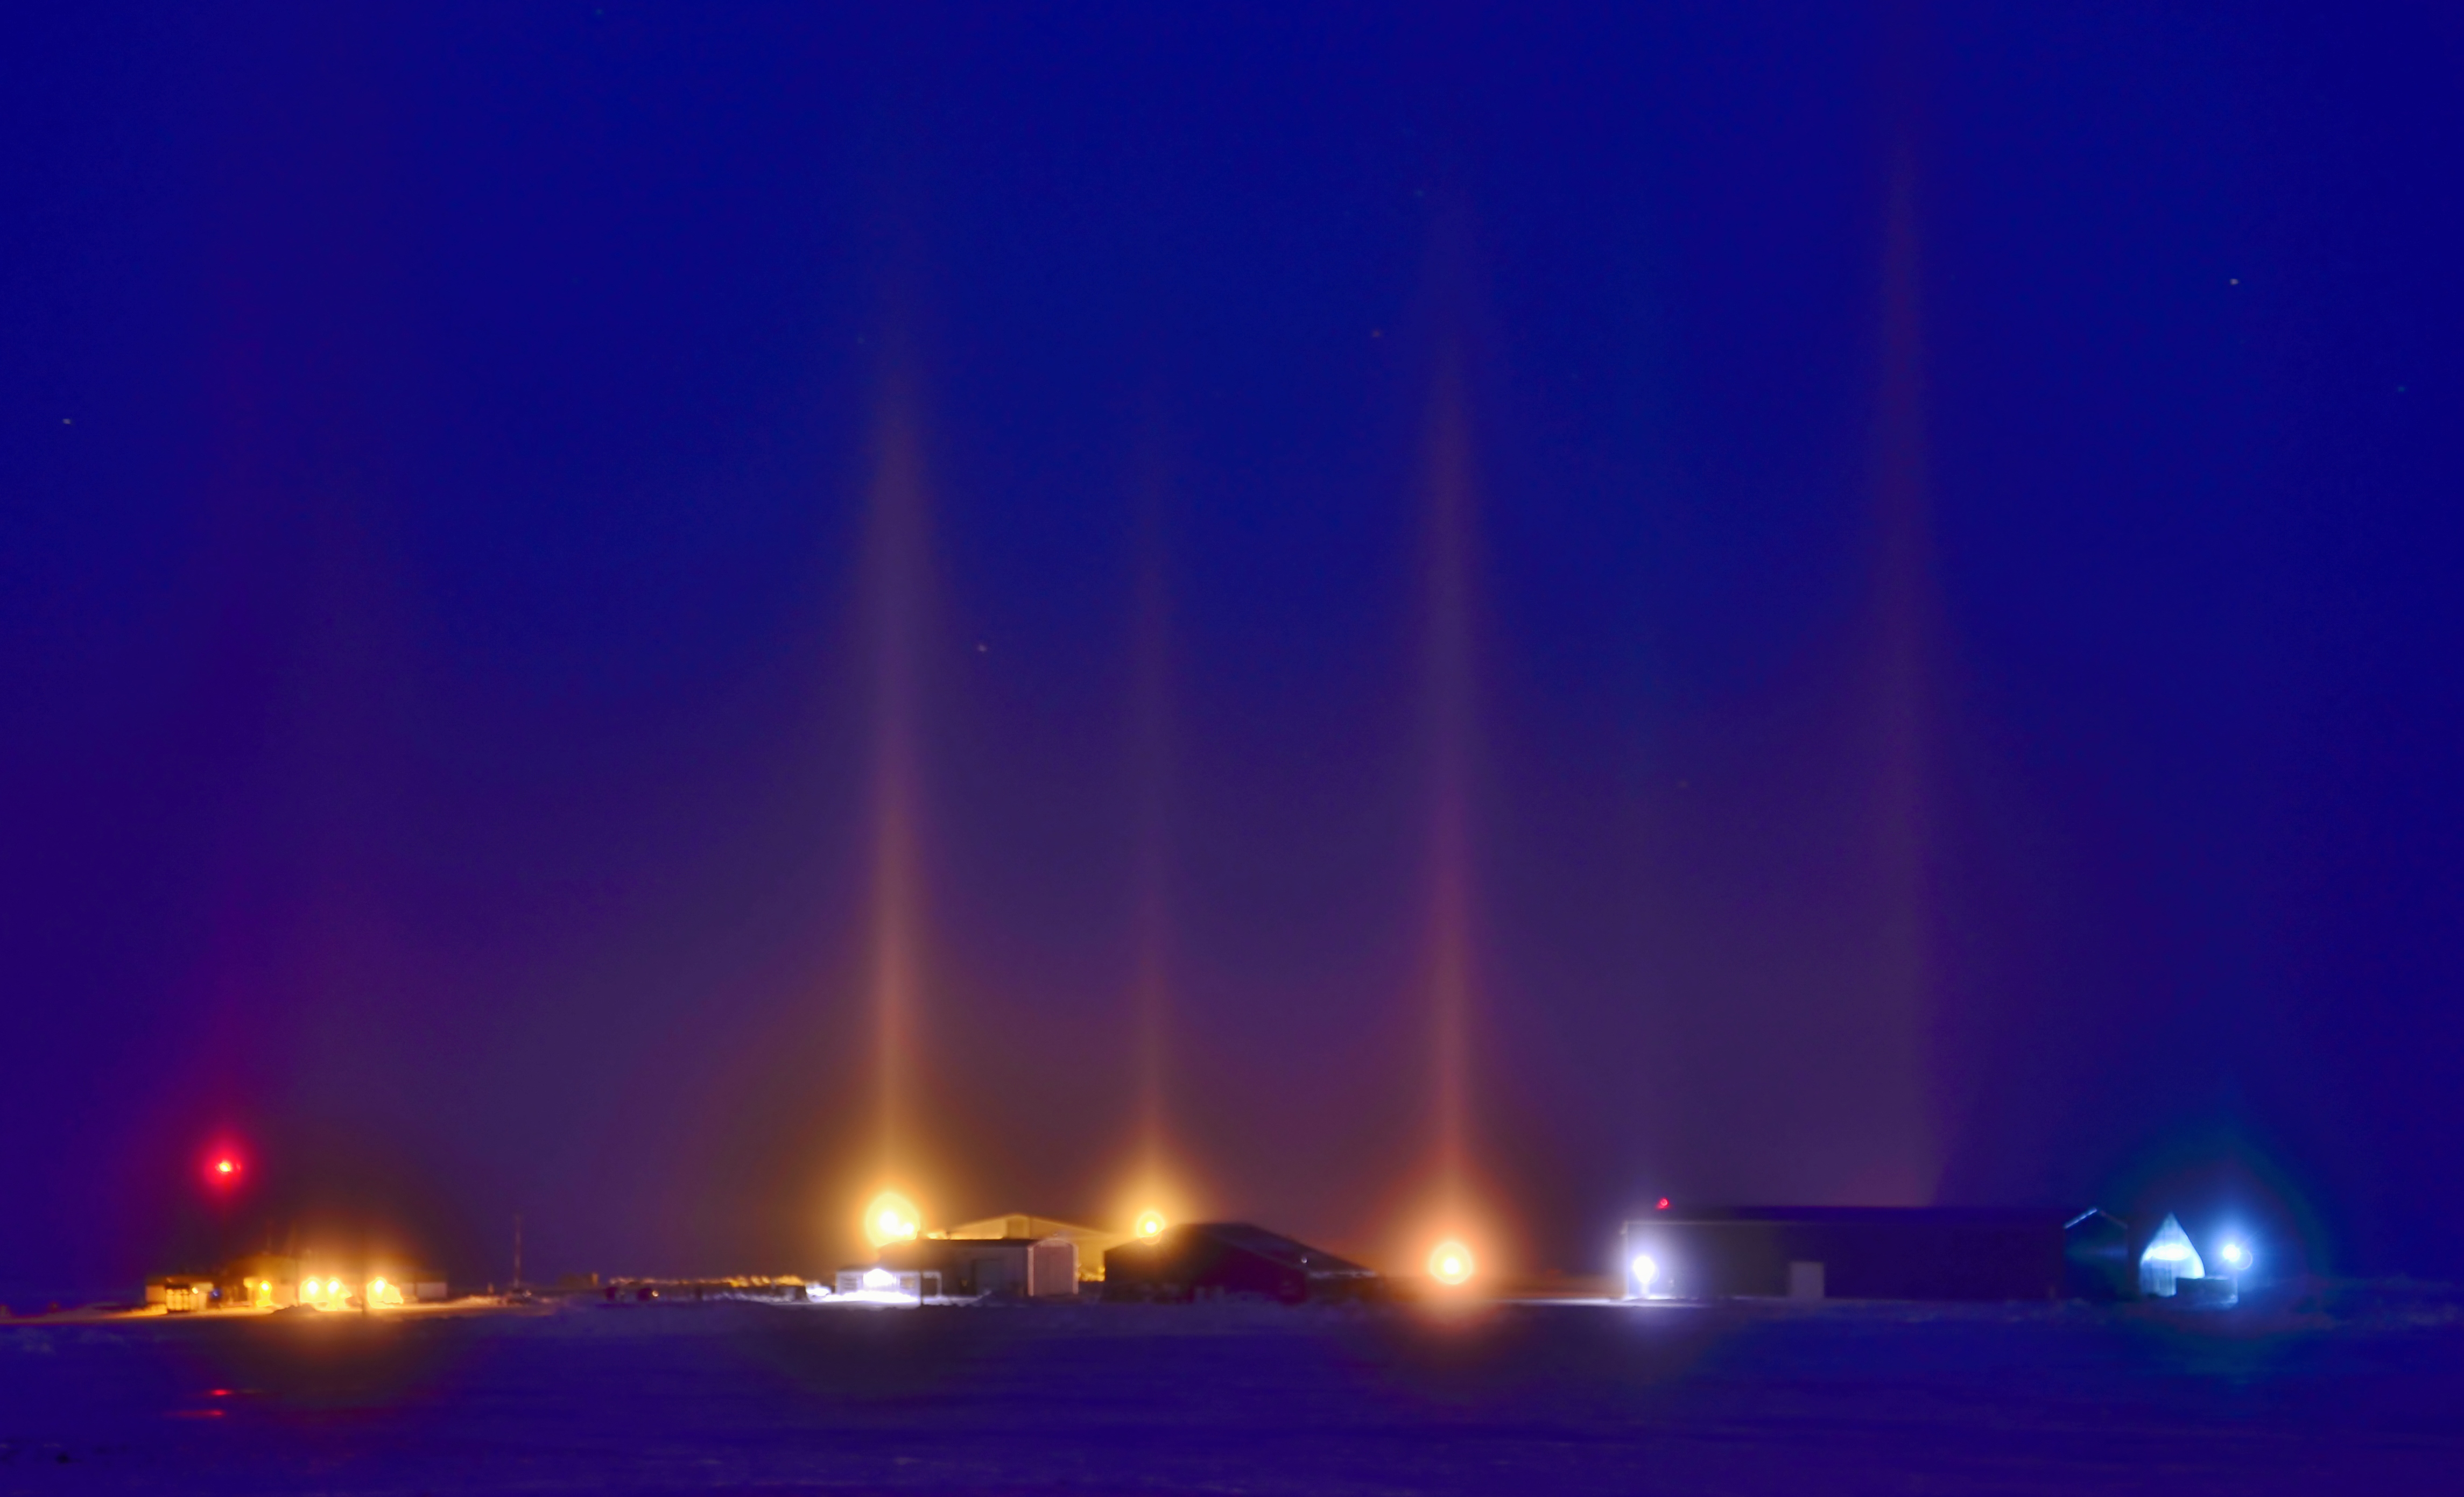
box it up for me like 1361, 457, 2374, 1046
1134, 1210, 1167, 1241
1628, 1254, 1659, 1299
863, 1190, 922, 1248
1427, 1240, 1476, 1288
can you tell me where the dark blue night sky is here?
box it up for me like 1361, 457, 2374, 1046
5, 4, 2460, 1302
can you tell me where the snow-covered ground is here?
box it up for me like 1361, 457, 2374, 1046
3, 1287, 2460, 1493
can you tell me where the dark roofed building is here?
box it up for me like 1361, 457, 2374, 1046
1622, 1206, 2128, 1302
1103, 1222, 1381, 1304
2063, 1208, 2134, 1301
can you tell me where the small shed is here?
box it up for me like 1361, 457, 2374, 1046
2137, 1212, 2206, 1298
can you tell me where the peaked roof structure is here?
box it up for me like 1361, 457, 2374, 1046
2138, 1212, 2206, 1296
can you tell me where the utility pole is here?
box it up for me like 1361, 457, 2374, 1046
513, 1213, 524, 1295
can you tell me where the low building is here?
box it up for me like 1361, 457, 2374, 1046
1103, 1222, 1381, 1303
1620, 1206, 2127, 1302
288, 1257, 448, 1308
220, 1253, 300, 1309
833, 1265, 937, 1298
881, 1235, 1078, 1297
937, 1214, 1123, 1282
146, 1253, 446, 1312
144, 1274, 217, 1313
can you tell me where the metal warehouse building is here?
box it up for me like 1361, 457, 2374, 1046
1621, 1206, 2131, 1302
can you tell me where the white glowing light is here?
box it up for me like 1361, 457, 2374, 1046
2146, 1242, 2192, 1262
2220, 1241, 2250, 1270
862, 1191, 923, 1248
861, 1267, 897, 1291
1427, 1240, 1476, 1287
1629, 1254, 1659, 1295
1135, 1210, 1167, 1240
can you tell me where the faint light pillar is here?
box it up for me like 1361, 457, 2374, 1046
864, 376, 928, 1188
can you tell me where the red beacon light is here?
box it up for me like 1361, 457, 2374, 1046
1657, 1197, 1670, 1211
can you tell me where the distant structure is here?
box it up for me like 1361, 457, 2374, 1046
2062, 1209, 2133, 1300
934, 1213, 1123, 1283
143, 1254, 446, 1312
583, 1275, 819, 1304
2135, 1212, 2236, 1303
143, 1274, 216, 1313
877, 1234, 1079, 1298
225, 1252, 300, 1308
1619, 1206, 2128, 1302
1103, 1223, 1382, 1303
